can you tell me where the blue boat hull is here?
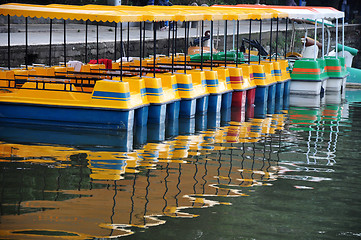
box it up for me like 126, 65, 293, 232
208, 94, 222, 112
275, 82, 285, 113
255, 86, 269, 106
134, 124, 147, 148
0, 102, 134, 130
283, 80, 291, 110
221, 92, 233, 110
166, 117, 179, 138
267, 84, 276, 114
147, 122, 166, 142
221, 107, 231, 125
135, 106, 149, 126
179, 117, 195, 135
195, 113, 208, 132
207, 111, 221, 129
180, 99, 197, 117
167, 100, 180, 120
196, 95, 209, 114
255, 86, 269, 118
148, 104, 167, 124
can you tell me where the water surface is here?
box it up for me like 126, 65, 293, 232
0, 91, 361, 239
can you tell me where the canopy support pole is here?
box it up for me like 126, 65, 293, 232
322, 19, 325, 59
25, 17, 28, 69
259, 19, 262, 64
184, 21, 187, 74
120, 21, 123, 81
248, 19, 251, 65
201, 20, 204, 70
269, 18, 273, 62
187, 21, 190, 52
8, 15, 10, 69
175, 21, 178, 67
64, 19, 66, 65
85, 20, 88, 63
275, 17, 279, 61
335, 18, 338, 58
114, 22, 117, 61
224, 20, 228, 67
168, 22, 171, 57
96, 22, 99, 64
127, 22, 130, 61
342, 17, 345, 57
232, 20, 235, 50
211, 20, 214, 70
172, 21, 175, 74
236, 20, 239, 67
284, 18, 288, 58
49, 19, 52, 67
139, 22, 142, 77
153, 21, 156, 78
143, 24, 146, 62
314, 20, 317, 60
175, 22, 178, 54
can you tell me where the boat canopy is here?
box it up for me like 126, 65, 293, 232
234, 5, 344, 20
0, 3, 288, 23
213, 5, 287, 19
0, 3, 143, 22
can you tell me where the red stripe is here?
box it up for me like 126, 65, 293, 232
293, 68, 321, 72
325, 66, 341, 71
230, 76, 243, 83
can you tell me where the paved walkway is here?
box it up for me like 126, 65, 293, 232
0, 20, 294, 46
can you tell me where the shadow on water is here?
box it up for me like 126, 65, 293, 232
1, 91, 361, 239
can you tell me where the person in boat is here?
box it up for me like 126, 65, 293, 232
191, 30, 211, 47
286, 0, 297, 6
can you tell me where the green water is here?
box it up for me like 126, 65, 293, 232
1, 91, 361, 239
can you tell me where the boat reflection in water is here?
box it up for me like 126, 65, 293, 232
279, 92, 346, 180
0, 95, 346, 239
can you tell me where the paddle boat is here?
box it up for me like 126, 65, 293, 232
0, 74, 141, 130
270, 5, 347, 95
190, 6, 290, 119
0, 3, 295, 130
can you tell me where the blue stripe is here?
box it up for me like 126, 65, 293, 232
206, 79, 219, 85
92, 97, 129, 101
274, 70, 282, 76
146, 93, 163, 96
226, 77, 231, 84
93, 91, 130, 99
253, 73, 266, 78
177, 83, 193, 90
172, 84, 178, 90
178, 88, 194, 91
202, 80, 207, 87
146, 88, 163, 94
140, 88, 146, 96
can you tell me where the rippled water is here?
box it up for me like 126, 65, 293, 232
1, 91, 361, 240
